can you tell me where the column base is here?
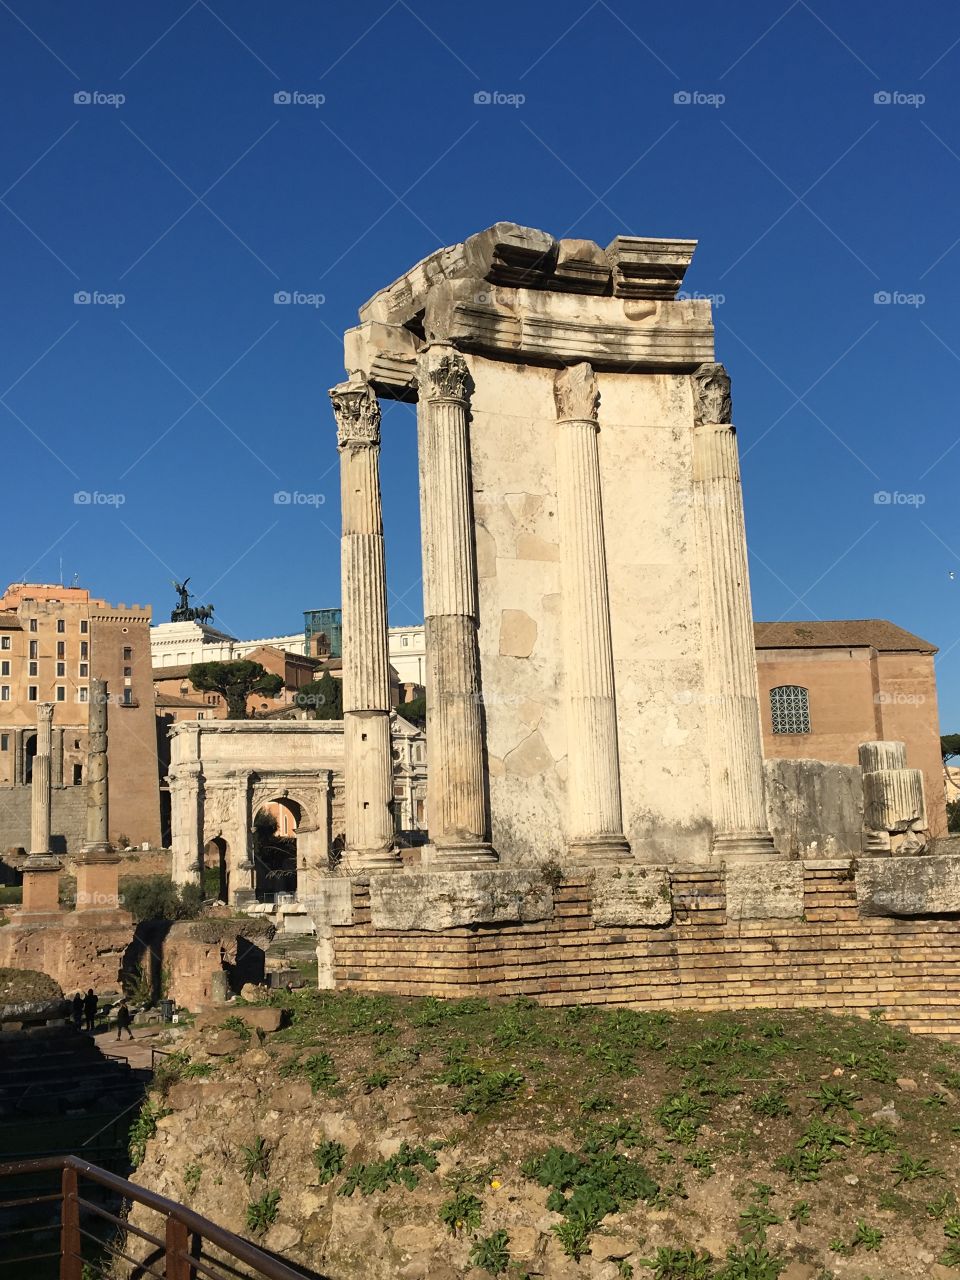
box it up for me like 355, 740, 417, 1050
22, 853, 61, 871
340, 846, 403, 872
425, 841, 499, 869
566, 834, 632, 866
711, 830, 782, 862
80, 842, 115, 859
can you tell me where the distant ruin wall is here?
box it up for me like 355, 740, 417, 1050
0, 785, 88, 856
324, 858, 960, 1038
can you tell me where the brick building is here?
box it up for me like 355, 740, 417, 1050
755, 619, 946, 837
0, 583, 161, 849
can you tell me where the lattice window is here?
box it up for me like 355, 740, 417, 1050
770, 685, 811, 734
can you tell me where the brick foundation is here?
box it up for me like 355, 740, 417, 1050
330, 864, 960, 1037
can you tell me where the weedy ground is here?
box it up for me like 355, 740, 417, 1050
168, 992, 960, 1277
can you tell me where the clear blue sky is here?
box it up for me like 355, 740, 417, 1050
3, 2, 960, 725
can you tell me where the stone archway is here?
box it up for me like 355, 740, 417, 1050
203, 836, 229, 902
252, 797, 300, 900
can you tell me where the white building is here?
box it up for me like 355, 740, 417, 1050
389, 625, 426, 688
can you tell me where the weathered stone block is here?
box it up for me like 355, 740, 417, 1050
588, 865, 672, 926
368, 869, 553, 931
725, 860, 804, 920
856, 855, 960, 916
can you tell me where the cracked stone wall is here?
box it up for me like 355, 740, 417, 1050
469, 356, 713, 864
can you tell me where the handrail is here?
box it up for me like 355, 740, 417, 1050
0, 1154, 318, 1280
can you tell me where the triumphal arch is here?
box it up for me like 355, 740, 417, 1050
334, 222, 778, 872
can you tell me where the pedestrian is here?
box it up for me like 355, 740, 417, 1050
82, 988, 98, 1033
71, 992, 83, 1032
115, 1001, 133, 1042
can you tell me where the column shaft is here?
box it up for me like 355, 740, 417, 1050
692, 365, 777, 860
30, 704, 54, 855
417, 345, 495, 866
554, 364, 630, 863
83, 678, 111, 853
332, 376, 399, 870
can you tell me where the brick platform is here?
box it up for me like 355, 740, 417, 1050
330, 864, 960, 1037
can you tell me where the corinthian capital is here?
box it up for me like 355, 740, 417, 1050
554, 362, 599, 422
37, 702, 55, 724
330, 377, 381, 449
692, 362, 732, 426
420, 346, 469, 402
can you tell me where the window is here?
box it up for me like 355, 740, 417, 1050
80, 620, 88, 634
56, 619, 65, 633
79, 663, 88, 677
56, 641, 65, 659
28, 661, 37, 677
123, 667, 132, 678
29, 640, 38, 659
0, 662, 8, 677
78, 687, 88, 703
0, 734, 7, 751
28, 686, 37, 702
770, 685, 811, 735
0, 687, 9, 702
73, 763, 82, 784
56, 686, 65, 702
56, 662, 64, 677
0, 636, 8, 650
402, 635, 409, 646
122, 646, 132, 661
80, 642, 88, 659
29, 619, 37, 633
122, 689, 133, 706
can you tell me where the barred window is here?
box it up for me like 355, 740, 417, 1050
770, 685, 811, 734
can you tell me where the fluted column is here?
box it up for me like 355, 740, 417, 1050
82, 678, 112, 855
332, 376, 399, 870
29, 703, 54, 855
554, 363, 630, 864
692, 363, 778, 861
417, 344, 496, 866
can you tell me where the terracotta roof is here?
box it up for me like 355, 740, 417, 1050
155, 693, 209, 708
0, 611, 21, 630
753, 619, 937, 654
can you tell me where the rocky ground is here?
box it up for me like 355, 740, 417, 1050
129, 991, 960, 1279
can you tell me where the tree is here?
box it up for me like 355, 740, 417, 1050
401, 693, 426, 727
942, 735, 960, 764
294, 671, 343, 719
188, 660, 283, 720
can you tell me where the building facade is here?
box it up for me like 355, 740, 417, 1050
755, 619, 946, 837
0, 584, 161, 848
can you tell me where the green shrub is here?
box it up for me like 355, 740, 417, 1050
121, 874, 204, 922
469, 1230, 511, 1275
245, 1189, 280, 1234
439, 1189, 483, 1234
312, 1140, 346, 1185
129, 1098, 168, 1168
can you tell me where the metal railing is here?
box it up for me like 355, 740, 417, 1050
0, 1155, 319, 1280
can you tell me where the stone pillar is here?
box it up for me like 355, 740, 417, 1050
14, 729, 24, 787
52, 727, 64, 788
332, 375, 399, 871
169, 764, 203, 884
692, 364, 779, 862
231, 770, 256, 904
30, 703, 54, 855
859, 740, 928, 855
83, 678, 112, 855
553, 363, 631, 864
417, 344, 496, 867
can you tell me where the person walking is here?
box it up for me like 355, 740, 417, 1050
82, 988, 98, 1033
71, 992, 83, 1032
115, 1001, 133, 1042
